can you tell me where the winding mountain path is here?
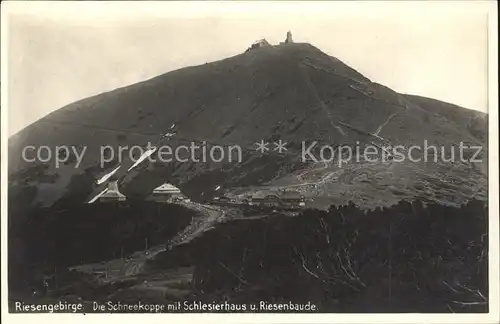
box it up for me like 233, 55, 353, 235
71, 201, 226, 282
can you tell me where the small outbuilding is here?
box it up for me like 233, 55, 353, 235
280, 190, 305, 209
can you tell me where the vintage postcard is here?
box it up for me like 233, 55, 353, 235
1, 1, 498, 323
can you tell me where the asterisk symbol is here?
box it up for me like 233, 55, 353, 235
255, 140, 269, 153
274, 140, 288, 153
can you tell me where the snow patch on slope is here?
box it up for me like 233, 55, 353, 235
127, 148, 157, 172
88, 188, 109, 204
97, 165, 121, 185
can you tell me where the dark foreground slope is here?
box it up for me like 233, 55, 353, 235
8, 201, 195, 299
8, 43, 487, 209
150, 200, 488, 313
9, 199, 488, 313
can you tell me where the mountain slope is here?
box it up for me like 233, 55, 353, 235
8, 42, 487, 209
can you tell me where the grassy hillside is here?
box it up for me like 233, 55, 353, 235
7, 42, 488, 209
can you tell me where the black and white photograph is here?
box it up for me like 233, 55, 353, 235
1, 1, 498, 322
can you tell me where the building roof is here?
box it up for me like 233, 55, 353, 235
252, 38, 271, 46
153, 183, 181, 194
100, 190, 126, 199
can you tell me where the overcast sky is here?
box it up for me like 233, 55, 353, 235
4, 1, 492, 135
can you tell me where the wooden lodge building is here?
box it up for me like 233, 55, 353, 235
247, 189, 306, 209
148, 183, 182, 203
99, 180, 127, 203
